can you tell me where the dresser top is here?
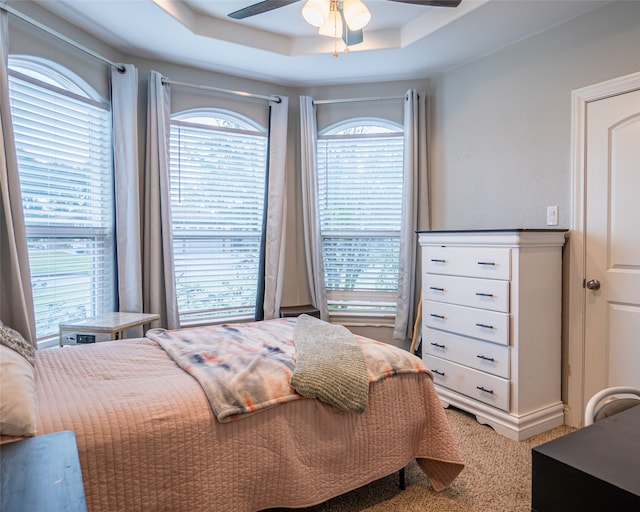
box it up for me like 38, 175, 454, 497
417, 229, 567, 247
416, 229, 567, 234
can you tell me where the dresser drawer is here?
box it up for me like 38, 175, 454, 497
424, 301, 510, 346
424, 246, 511, 280
424, 274, 509, 313
424, 355, 510, 411
423, 328, 510, 379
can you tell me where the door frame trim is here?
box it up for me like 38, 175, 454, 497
567, 71, 640, 427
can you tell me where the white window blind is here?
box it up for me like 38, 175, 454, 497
317, 122, 404, 315
169, 113, 267, 325
8, 66, 115, 341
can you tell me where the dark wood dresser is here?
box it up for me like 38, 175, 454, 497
532, 405, 640, 511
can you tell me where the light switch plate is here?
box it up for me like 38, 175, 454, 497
546, 206, 559, 226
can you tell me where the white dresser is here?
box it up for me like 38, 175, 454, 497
418, 230, 566, 441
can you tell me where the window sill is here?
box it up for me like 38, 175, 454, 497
328, 311, 395, 328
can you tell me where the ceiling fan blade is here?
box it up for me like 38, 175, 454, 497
386, 0, 462, 7
228, 0, 301, 20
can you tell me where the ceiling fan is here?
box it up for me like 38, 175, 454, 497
228, 1, 463, 51
228, 0, 462, 20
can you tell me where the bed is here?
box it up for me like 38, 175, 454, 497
7, 316, 463, 511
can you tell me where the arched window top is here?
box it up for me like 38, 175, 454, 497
8, 56, 102, 101
173, 108, 265, 133
321, 117, 402, 136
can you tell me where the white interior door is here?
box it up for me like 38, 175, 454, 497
583, 88, 640, 404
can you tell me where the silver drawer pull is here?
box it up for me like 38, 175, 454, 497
476, 323, 494, 329
431, 314, 445, 319
475, 292, 494, 297
477, 261, 496, 266
476, 386, 494, 394
430, 286, 445, 291
431, 258, 446, 263
430, 342, 446, 349
432, 369, 445, 376
476, 354, 495, 362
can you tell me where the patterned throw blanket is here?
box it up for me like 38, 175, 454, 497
146, 318, 430, 422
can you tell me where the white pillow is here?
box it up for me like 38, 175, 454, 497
0, 344, 37, 437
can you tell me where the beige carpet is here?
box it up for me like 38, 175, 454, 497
271, 407, 575, 511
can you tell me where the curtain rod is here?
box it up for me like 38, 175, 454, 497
161, 77, 282, 104
313, 94, 406, 105
2, 4, 126, 73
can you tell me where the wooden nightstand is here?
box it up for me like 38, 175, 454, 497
532, 405, 640, 510
59, 311, 160, 346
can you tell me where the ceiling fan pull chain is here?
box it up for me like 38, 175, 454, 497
333, 5, 340, 57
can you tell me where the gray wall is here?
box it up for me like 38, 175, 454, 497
428, 0, 640, 230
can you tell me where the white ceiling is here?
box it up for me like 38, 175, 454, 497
35, 0, 610, 86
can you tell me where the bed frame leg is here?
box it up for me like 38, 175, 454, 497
398, 467, 406, 490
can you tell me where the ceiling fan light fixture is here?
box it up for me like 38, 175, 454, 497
342, 0, 371, 30
318, 2, 343, 38
302, 0, 330, 28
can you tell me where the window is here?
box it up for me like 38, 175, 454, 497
169, 109, 268, 325
8, 58, 115, 341
317, 118, 404, 317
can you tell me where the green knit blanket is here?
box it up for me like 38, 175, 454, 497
290, 314, 369, 414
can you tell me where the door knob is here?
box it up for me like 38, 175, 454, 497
586, 279, 601, 290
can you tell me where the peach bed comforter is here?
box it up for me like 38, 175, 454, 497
35, 326, 463, 512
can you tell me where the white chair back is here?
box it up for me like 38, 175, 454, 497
584, 386, 640, 426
